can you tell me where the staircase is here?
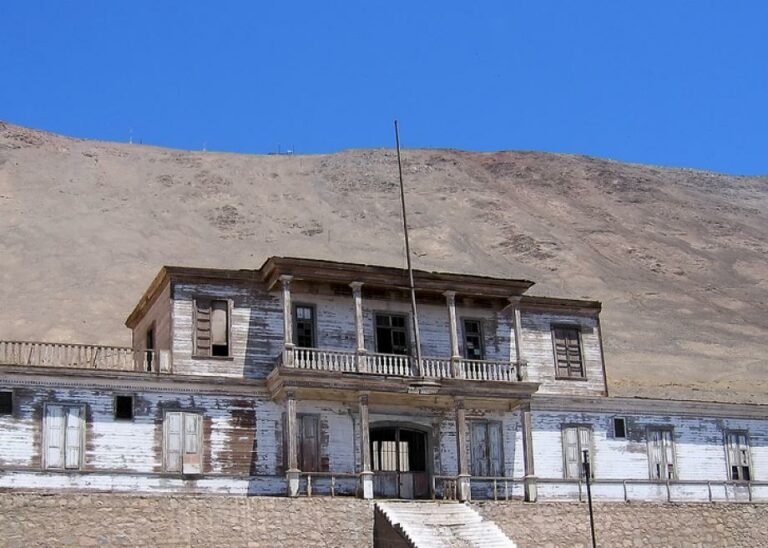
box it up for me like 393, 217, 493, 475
374, 501, 516, 548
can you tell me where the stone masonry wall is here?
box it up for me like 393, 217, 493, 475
2, 494, 768, 547
474, 501, 768, 548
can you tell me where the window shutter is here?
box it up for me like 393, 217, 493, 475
578, 427, 592, 477
64, 406, 82, 469
563, 427, 580, 479
182, 413, 202, 474
195, 299, 212, 356
662, 430, 674, 479
554, 329, 570, 376
211, 301, 228, 346
45, 405, 64, 469
488, 422, 503, 477
165, 412, 182, 472
470, 422, 488, 476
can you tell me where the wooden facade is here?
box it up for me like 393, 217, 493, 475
1, 257, 767, 502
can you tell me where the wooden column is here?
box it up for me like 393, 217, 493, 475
358, 392, 373, 499
520, 402, 537, 502
280, 275, 294, 366
455, 397, 471, 501
508, 296, 527, 381
444, 291, 462, 378
350, 282, 367, 372
286, 391, 300, 497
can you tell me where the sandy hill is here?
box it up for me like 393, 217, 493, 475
1, 122, 767, 403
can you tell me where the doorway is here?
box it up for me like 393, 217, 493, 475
370, 425, 429, 499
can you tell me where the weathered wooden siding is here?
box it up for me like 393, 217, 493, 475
132, 282, 172, 354
521, 312, 605, 395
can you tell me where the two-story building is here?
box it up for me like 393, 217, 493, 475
0, 256, 766, 503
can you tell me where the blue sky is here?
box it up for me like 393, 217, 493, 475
1, 1, 767, 174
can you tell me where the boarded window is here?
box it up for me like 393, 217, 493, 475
470, 421, 503, 477
725, 431, 751, 481
563, 426, 592, 479
294, 305, 316, 348
463, 319, 485, 360
194, 299, 230, 357
552, 326, 584, 379
648, 429, 675, 480
613, 417, 626, 439
114, 395, 134, 420
375, 313, 409, 355
0, 391, 12, 415
298, 414, 320, 472
44, 404, 83, 470
164, 411, 202, 474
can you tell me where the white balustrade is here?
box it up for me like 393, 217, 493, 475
0, 340, 137, 371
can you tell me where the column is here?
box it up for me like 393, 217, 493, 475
280, 275, 294, 365
286, 391, 300, 497
508, 296, 527, 381
350, 282, 366, 372
443, 291, 462, 378
358, 392, 373, 499
520, 402, 537, 502
454, 397, 471, 501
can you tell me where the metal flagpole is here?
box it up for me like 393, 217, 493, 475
583, 449, 597, 548
394, 120, 423, 373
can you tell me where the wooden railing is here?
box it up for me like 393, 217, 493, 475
0, 340, 154, 372
299, 472, 359, 497
279, 347, 520, 382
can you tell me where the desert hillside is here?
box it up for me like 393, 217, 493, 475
1, 122, 766, 403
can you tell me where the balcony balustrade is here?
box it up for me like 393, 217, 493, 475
0, 340, 163, 372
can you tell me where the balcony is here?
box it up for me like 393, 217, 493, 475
0, 340, 165, 372
276, 347, 524, 382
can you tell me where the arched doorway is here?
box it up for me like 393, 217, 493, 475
370, 425, 429, 499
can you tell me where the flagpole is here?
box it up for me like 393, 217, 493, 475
394, 120, 423, 371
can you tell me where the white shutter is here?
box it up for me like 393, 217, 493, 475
165, 412, 182, 472
563, 427, 580, 479
662, 431, 674, 479
578, 427, 592, 477
182, 413, 202, 474
45, 405, 65, 469
64, 406, 83, 469
648, 430, 662, 479
488, 422, 503, 477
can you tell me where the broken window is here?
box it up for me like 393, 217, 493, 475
462, 319, 485, 360
613, 417, 627, 439
0, 391, 12, 415
114, 395, 134, 420
194, 298, 230, 357
294, 304, 316, 348
470, 421, 503, 477
552, 325, 585, 379
164, 411, 202, 474
563, 425, 593, 479
44, 404, 84, 470
648, 429, 675, 480
375, 313, 409, 355
725, 431, 751, 481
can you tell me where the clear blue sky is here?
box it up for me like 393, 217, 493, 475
2, 1, 767, 174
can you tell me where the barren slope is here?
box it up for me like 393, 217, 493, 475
1, 122, 766, 403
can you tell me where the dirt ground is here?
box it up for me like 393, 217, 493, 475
1, 122, 766, 403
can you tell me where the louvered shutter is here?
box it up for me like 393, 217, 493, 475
566, 330, 583, 377
563, 427, 580, 479
45, 405, 65, 469
64, 406, 82, 469
554, 327, 583, 378
554, 329, 570, 377
488, 422, 503, 477
470, 422, 488, 476
182, 413, 202, 474
194, 299, 212, 356
165, 412, 182, 472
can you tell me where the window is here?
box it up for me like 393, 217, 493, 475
648, 429, 675, 480
462, 319, 485, 360
114, 395, 134, 420
298, 414, 320, 472
562, 426, 592, 479
552, 326, 585, 379
145, 325, 155, 372
164, 412, 202, 474
470, 421, 503, 476
294, 304, 316, 348
44, 404, 84, 470
725, 431, 751, 481
613, 417, 627, 439
0, 391, 12, 415
375, 313, 409, 355
194, 298, 230, 357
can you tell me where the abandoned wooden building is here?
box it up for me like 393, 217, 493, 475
0, 256, 766, 503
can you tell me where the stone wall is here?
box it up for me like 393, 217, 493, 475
2, 494, 768, 547
474, 501, 768, 548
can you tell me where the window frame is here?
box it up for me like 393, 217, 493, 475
42, 403, 85, 471
646, 427, 677, 481
0, 389, 13, 416
724, 430, 752, 482
293, 302, 317, 349
192, 297, 233, 359
551, 323, 587, 380
113, 394, 135, 421
373, 311, 411, 355
461, 318, 486, 361
561, 424, 594, 479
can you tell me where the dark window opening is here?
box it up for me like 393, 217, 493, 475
145, 326, 155, 372
114, 395, 134, 420
375, 314, 409, 355
552, 326, 585, 379
0, 391, 12, 415
294, 305, 316, 348
196, 298, 230, 357
463, 319, 485, 360
613, 417, 626, 439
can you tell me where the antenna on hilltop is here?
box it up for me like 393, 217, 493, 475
129, 128, 133, 145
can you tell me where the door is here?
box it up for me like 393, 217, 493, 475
370, 426, 428, 499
